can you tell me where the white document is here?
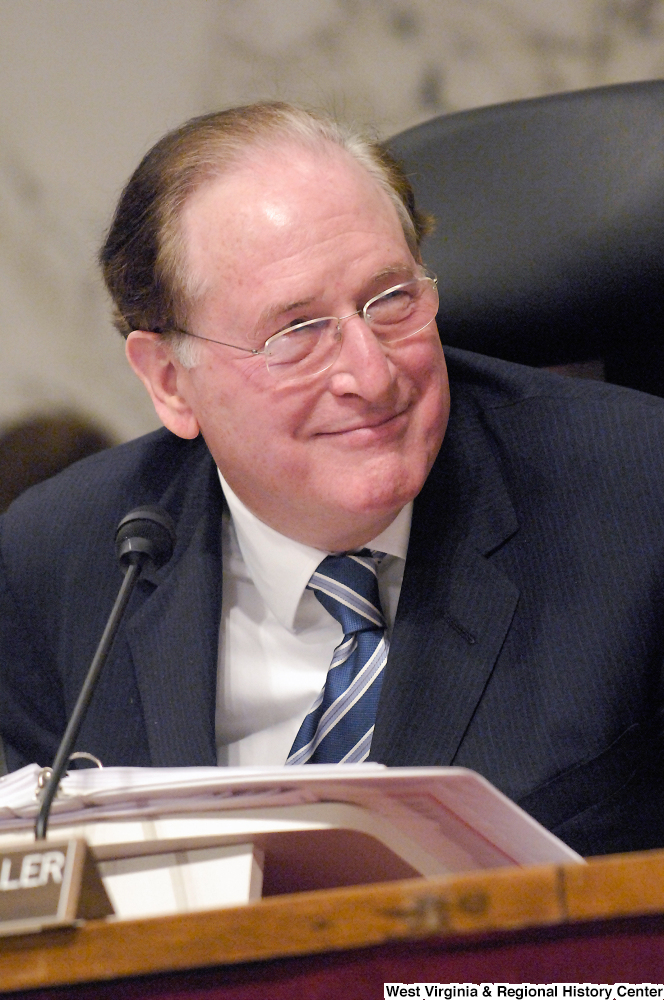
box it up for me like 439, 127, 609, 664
0, 763, 582, 877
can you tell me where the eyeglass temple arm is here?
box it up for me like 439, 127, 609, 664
158, 327, 263, 354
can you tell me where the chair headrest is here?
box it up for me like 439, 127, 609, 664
387, 81, 664, 385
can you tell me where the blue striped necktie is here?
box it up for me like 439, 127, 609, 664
286, 550, 388, 765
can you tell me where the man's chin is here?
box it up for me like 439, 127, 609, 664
330, 454, 429, 505
320, 478, 419, 524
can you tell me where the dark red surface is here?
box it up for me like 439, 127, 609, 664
7, 915, 664, 1000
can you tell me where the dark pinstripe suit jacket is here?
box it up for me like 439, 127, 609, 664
2, 348, 664, 857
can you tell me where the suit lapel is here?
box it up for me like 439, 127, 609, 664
125, 441, 224, 767
371, 389, 520, 766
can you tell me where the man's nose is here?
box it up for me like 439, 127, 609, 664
327, 314, 395, 399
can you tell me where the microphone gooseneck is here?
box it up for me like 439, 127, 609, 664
34, 505, 176, 840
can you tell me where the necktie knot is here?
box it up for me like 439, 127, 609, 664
307, 551, 385, 635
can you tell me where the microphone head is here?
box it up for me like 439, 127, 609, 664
115, 505, 176, 572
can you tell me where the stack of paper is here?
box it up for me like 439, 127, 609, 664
0, 764, 582, 918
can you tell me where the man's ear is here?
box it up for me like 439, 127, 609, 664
125, 331, 200, 439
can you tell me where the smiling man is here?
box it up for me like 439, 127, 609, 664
125, 133, 448, 552
1, 102, 664, 858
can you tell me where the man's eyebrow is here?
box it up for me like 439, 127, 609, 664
372, 264, 418, 283
256, 298, 316, 330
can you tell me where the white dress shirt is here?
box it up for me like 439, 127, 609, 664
215, 472, 412, 766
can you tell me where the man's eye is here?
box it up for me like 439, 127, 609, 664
369, 288, 415, 314
271, 317, 312, 337
382, 289, 412, 304
286, 317, 314, 330
283, 318, 330, 335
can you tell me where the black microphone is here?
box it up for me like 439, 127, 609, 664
35, 505, 176, 840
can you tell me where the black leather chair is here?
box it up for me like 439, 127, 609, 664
387, 81, 664, 397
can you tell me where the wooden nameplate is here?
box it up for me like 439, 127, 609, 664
0, 837, 113, 937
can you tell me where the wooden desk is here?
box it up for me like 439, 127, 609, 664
3, 849, 664, 997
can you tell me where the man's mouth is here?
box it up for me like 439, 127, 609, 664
317, 407, 409, 439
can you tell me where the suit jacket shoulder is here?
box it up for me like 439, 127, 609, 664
0, 429, 223, 770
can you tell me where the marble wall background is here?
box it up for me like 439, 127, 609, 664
0, 0, 663, 442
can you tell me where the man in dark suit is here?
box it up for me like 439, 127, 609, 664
1, 103, 663, 858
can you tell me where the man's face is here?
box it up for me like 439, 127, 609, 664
136, 143, 449, 550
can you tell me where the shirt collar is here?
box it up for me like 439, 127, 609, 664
218, 470, 411, 632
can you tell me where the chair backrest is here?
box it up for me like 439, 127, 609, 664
387, 81, 664, 396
